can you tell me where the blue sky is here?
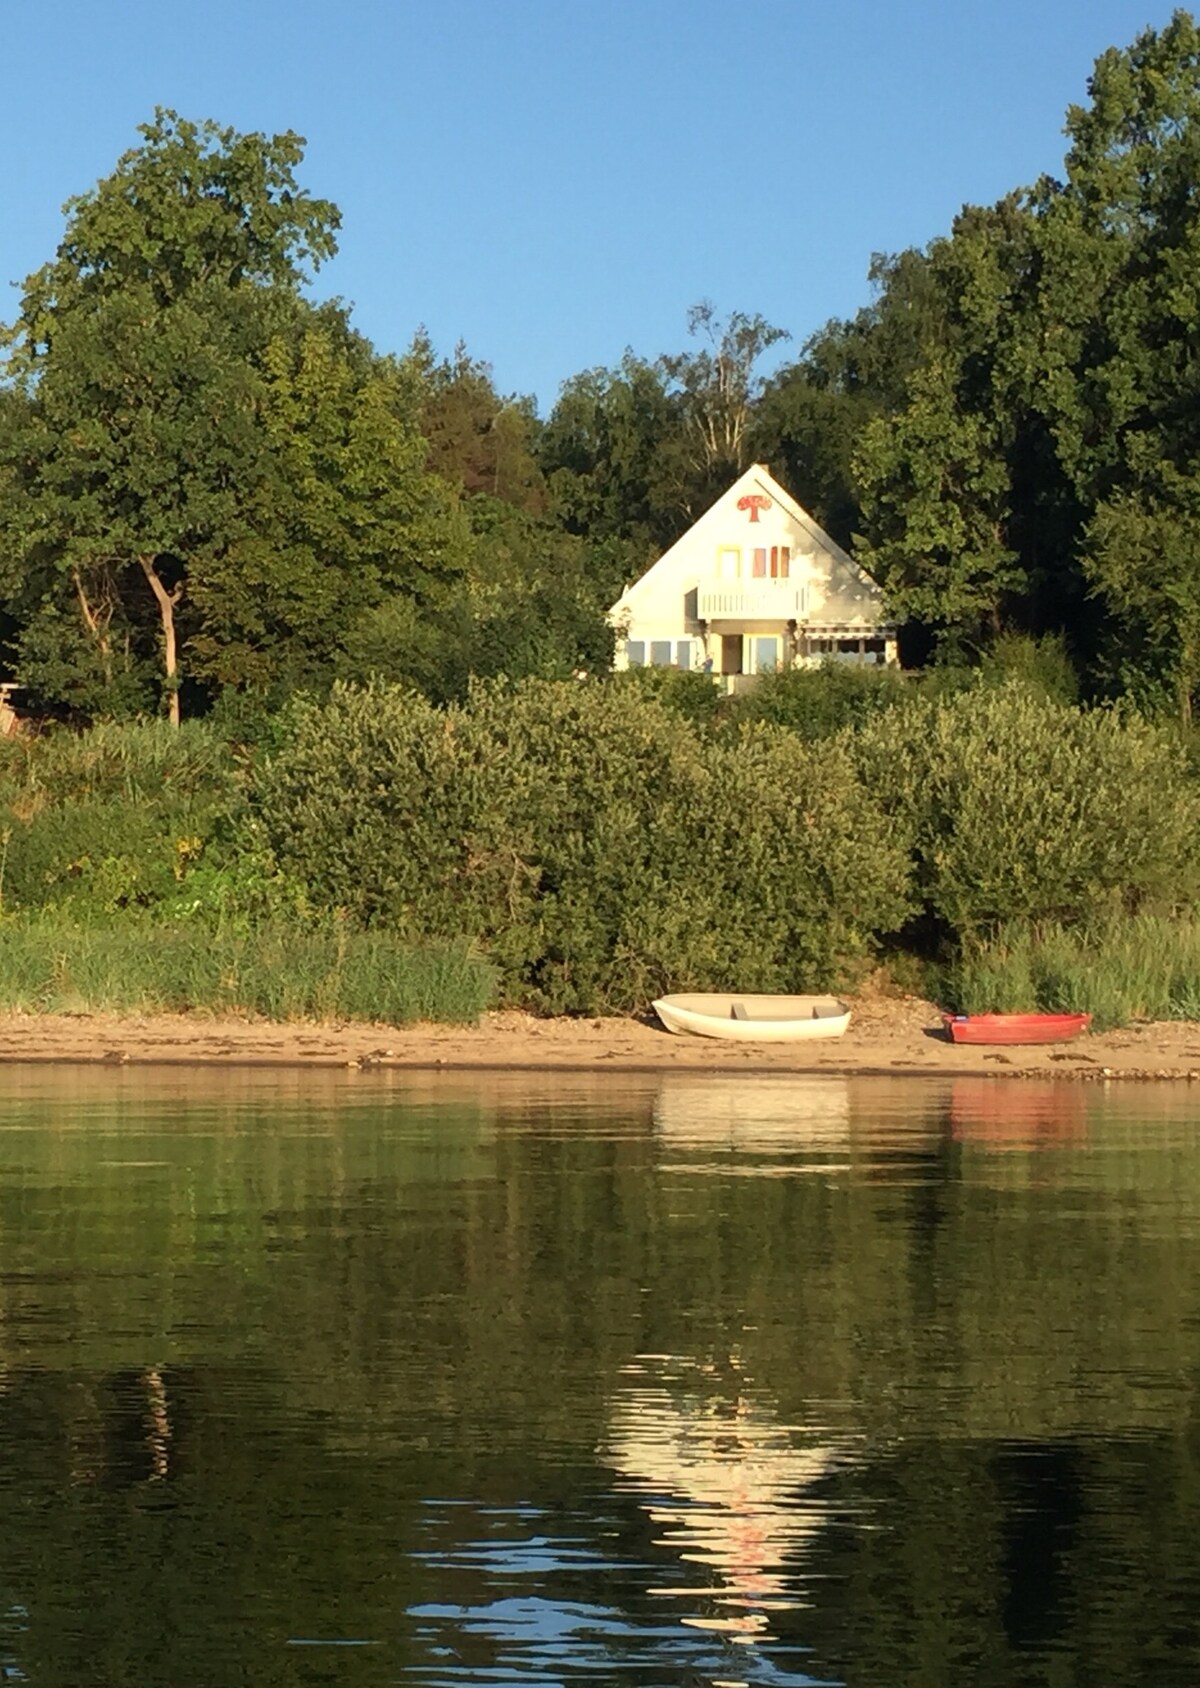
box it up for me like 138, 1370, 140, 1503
1, 0, 1178, 411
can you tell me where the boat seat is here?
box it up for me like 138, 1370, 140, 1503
730, 1002, 749, 1021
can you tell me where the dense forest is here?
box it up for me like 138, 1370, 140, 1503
2, 11, 1200, 724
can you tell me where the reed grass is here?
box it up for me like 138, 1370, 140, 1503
0, 719, 240, 813
943, 915, 1200, 1029
0, 917, 495, 1024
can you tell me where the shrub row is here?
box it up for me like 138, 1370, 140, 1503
2, 675, 1197, 1020
253, 678, 913, 1013
252, 676, 1200, 1014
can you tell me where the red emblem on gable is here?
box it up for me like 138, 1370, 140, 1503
737, 494, 772, 523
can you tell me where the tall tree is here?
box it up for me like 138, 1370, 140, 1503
656, 301, 789, 513
1035, 10, 1200, 717
0, 111, 460, 721
407, 332, 546, 514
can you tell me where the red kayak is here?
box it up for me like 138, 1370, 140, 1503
943, 1012, 1092, 1046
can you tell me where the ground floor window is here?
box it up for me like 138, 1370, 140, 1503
807, 635, 886, 663
626, 638, 695, 669
752, 636, 781, 673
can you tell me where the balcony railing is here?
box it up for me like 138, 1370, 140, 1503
696, 584, 807, 621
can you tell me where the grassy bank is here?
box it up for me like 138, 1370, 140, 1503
943, 917, 1200, 1030
0, 919, 495, 1024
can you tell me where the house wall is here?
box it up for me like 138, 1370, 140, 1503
610, 466, 895, 676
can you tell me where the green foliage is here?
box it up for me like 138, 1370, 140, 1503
943, 914, 1200, 1029
977, 631, 1080, 705
0, 916, 492, 1022
849, 681, 1200, 939
256, 678, 912, 1013
727, 660, 906, 739
608, 665, 724, 730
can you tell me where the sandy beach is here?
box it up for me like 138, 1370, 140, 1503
0, 993, 1198, 1080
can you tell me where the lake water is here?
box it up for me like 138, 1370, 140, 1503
0, 1066, 1198, 1686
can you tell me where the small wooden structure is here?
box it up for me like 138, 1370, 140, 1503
0, 684, 22, 739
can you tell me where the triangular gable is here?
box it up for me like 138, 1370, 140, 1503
610, 464, 882, 612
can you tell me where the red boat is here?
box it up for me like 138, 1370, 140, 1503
943, 1012, 1092, 1046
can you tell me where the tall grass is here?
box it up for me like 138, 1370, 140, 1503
943, 916, 1200, 1029
0, 918, 495, 1024
0, 719, 241, 814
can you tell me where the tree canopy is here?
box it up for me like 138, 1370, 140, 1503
6, 16, 1200, 723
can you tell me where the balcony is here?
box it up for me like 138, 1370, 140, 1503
696, 583, 807, 622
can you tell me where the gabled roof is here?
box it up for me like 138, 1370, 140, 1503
610, 463, 881, 610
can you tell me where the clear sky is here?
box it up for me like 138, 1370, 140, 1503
0, 0, 1178, 411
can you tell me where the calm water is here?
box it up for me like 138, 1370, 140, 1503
0, 1066, 1199, 1685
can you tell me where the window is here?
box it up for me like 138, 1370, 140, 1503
753, 547, 789, 578
754, 637, 781, 673
626, 641, 645, 666
675, 640, 693, 669
650, 640, 674, 666
718, 547, 741, 579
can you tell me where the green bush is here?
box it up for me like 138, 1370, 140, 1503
257, 678, 913, 1013
251, 681, 510, 939
978, 632, 1080, 706
608, 665, 725, 730
0, 719, 250, 919
727, 660, 907, 739
849, 681, 1200, 940
0, 796, 225, 913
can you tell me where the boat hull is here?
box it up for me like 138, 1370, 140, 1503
652, 994, 851, 1043
943, 1012, 1092, 1046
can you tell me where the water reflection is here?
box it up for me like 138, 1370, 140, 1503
949, 1079, 1089, 1149
2, 1068, 1200, 1684
606, 1352, 850, 1648
653, 1075, 851, 1174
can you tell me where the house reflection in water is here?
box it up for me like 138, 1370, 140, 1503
604, 1351, 849, 1648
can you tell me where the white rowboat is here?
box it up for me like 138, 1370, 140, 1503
652, 993, 851, 1043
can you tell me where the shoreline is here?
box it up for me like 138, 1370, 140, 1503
0, 995, 1199, 1081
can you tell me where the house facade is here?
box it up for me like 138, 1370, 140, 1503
609, 464, 897, 685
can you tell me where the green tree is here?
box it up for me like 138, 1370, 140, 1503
656, 301, 789, 511
1033, 10, 1200, 718
189, 313, 465, 699
539, 352, 682, 591
0, 110, 460, 722
407, 331, 546, 513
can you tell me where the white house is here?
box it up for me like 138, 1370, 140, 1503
609, 464, 897, 686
